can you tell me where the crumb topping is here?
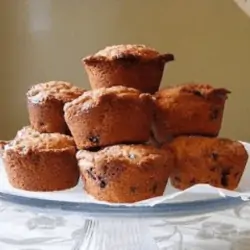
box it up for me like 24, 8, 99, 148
77, 144, 172, 169
14, 126, 40, 139
64, 86, 148, 111
5, 128, 75, 152
27, 81, 84, 104
93, 44, 160, 59
100, 144, 169, 160
168, 136, 248, 170
156, 83, 230, 100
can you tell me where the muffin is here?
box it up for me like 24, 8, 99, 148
152, 83, 230, 143
27, 81, 85, 134
1, 127, 79, 191
76, 144, 175, 203
164, 136, 248, 190
82, 44, 174, 94
64, 86, 154, 149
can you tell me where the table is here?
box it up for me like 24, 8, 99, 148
0, 200, 250, 250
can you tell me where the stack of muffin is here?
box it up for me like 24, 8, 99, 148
0, 44, 248, 204
153, 84, 248, 191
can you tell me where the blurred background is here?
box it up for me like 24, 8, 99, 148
1, 0, 250, 140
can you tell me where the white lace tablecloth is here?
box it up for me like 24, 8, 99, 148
0, 200, 250, 250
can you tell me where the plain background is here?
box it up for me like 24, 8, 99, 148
1, 0, 250, 141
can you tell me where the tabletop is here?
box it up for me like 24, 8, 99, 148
0, 200, 250, 250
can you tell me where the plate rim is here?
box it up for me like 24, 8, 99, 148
0, 191, 246, 218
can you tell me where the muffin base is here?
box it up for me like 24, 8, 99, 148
82, 172, 169, 203
83, 58, 168, 94
3, 147, 79, 191
27, 98, 70, 134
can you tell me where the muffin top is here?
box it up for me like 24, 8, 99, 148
14, 126, 40, 139
155, 83, 230, 102
27, 81, 85, 104
94, 44, 160, 59
4, 127, 75, 153
167, 136, 248, 161
77, 144, 174, 170
64, 85, 153, 112
83, 44, 174, 62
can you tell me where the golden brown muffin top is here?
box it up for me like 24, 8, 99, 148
0, 127, 39, 156
64, 85, 153, 112
166, 136, 248, 161
14, 126, 40, 139
83, 44, 174, 63
27, 81, 85, 104
77, 144, 174, 170
95, 44, 160, 59
4, 127, 75, 153
156, 83, 230, 101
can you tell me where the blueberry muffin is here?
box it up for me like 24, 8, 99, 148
1, 127, 79, 191
64, 86, 154, 149
77, 144, 175, 203
27, 81, 85, 134
152, 83, 230, 143
82, 44, 174, 94
164, 136, 248, 190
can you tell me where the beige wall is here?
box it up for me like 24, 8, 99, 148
1, 0, 250, 141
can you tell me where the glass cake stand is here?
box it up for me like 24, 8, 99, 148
0, 192, 247, 250
0, 191, 246, 218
